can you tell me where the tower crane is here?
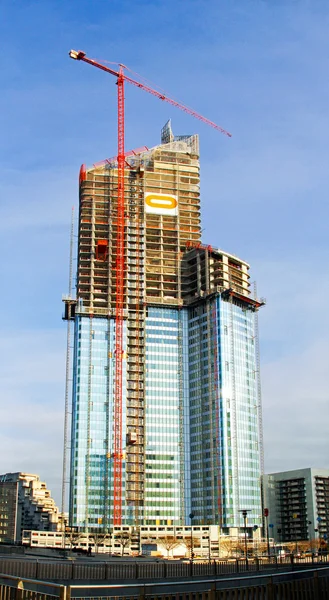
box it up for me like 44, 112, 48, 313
69, 49, 231, 525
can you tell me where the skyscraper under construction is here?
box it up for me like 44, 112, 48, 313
64, 121, 264, 534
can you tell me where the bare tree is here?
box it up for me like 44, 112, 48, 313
114, 531, 132, 556
65, 530, 84, 550
285, 541, 301, 555
254, 540, 268, 556
296, 540, 311, 554
183, 535, 200, 558
88, 532, 111, 554
309, 538, 320, 553
155, 535, 180, 558
219, 538, 236, 558
231, 539, 245, 558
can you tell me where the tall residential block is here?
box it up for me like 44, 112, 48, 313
64, 121, 264, 533
263, 468, 329, 543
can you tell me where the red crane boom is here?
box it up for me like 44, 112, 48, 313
69, 49, 231, 526
69, 51, 232, 137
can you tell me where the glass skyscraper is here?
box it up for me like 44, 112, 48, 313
64, 121, 264, 534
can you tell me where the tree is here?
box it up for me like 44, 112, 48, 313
114, 530, 132, 556
230, 539, 245, 558
155, 535, 181, 558
309, 538, 319, 552
183, 535, 200, 558
283, 541, 314, 556
219, 537, 246, 558
296, 540, 311, 554
65, 530, 84, 550
88, 532, 111, 554
219, 538, 235, 558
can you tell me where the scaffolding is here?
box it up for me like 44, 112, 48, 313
70, 135, 201, 526
76, 140, 200, 312
125, 167, 146, 525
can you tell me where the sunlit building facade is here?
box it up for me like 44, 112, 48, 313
0, 472, 59, 543
188, 296, 262, 530
263, 468, 329, 543
65, 122, 264, 533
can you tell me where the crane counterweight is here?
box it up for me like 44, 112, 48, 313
69, 50, 86, 60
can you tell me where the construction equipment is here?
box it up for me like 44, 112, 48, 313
69, 49, 231, 525
61, 207, 74, 540
69, 51, 232, 138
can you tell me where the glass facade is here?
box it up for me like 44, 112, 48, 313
219, 297, 262, 529
70, 309, 190, 528
70, 316, 127, 529
144, 307, 189, 525
188, 296, 262, 529
70, 296, 262, 530
188, 301, 219, 524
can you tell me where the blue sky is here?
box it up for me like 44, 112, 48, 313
1, 0, 329, 504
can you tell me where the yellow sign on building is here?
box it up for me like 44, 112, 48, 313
145, 193, 178, 216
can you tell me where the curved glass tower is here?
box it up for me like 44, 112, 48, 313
64, 121, 264, 534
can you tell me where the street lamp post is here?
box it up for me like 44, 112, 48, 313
189, 512, 195, 561
239, 509, 251, 568
307, 520, 312, 543
277, 528, 281, 544
269, 524, 274, 555
317, 517, 322, 554
314, 528, 318, 558
264, 508, 270, 558
292, 513, 299, 558
253, 525, 258, 557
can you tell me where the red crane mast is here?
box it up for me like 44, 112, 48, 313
113, 66, 125, 525
69, 49, 231, 525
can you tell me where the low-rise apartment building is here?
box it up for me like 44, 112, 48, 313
0, 472, 59, 543
263, 468, 329, 544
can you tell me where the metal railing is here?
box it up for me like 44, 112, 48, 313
1, 567, 329, 600
0, 555, 328, 582
0, 573, 66, 600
